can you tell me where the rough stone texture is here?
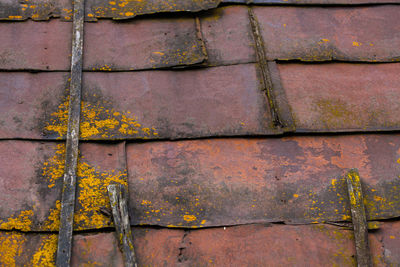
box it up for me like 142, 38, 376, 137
254, 6, 400, 62
278, 63, 400, 132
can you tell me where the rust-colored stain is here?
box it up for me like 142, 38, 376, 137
126, 135, 400, 227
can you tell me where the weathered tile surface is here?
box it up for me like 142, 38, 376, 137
278, 63, 400, 132
224, 0, 400, 4
199, 6, 256, 66
0, 141, 127, 231
0, 18, 205, 71
0, 0, 221, 21
126, 135, 400, 227
0, 0, 71, 21
0, 21, 72, 71
84, 17, 206, 70
253, 6, 400, 62
2, 222, 400, 266
0, 65, 274, 140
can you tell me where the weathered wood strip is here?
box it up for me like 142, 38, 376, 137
346, 169, 372, 267
108, 184, 137, 267
56, 0, 85, 265
248, 7, 282, 129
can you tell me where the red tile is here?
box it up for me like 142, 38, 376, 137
278, 63, 400, 132
83, 17, 206, 70
0, 64, 274, 140
0, 18, 205, 71
0, 141, 127, 231
0, 0, 71, 21
200, 6, 256, 65
82, 64, 274, 140
126, 135, 400, 227
254, 6, 400, 62
84, 0, 221, 20
0, 21, 71, 70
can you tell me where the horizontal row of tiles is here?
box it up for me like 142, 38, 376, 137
1, 63, 400, 140
1, 0, 400, 21
0, 134, 399, 231
1, 222, 399, 266
1, 5, 400, 71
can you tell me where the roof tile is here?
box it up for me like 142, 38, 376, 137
254, 6, 400, 62
126, 135, 400, 227
278, 63, 400, 132
0, 141, 127, 231
0, 65, 275, 140
199, 6, 256, 66
2, 222, 399, 265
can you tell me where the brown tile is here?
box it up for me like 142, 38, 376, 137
200, 6, 256, 66
126, 135, 400, 227
253, 6, 400, 62
278, 63, 400, 132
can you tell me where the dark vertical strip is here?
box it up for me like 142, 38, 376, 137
345, 169, 372, 267
108, 184, 138, 267
56, 0, 85, 266
248, 7, 282, 128
195, 16, 209, 63
267, 61, 295, 131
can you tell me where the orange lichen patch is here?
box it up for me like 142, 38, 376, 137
40, 144, 128, 230
45, 96, 158, 139
43, 201, 61, 231
0, 210, 34, 231
183, 215, 197, 222
74, 161, 127, 229
42, 144, 66, 188
0, 233, 26, 267
29, 235, 57, 266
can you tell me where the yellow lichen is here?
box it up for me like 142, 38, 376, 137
74, 161, 127, 229
45, 96, 158, 139
0, 210, 33, 231
0, 233, 26, 267
183, 215, 197, 222
29, 235, 58, 266
42, 144, 65, 188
